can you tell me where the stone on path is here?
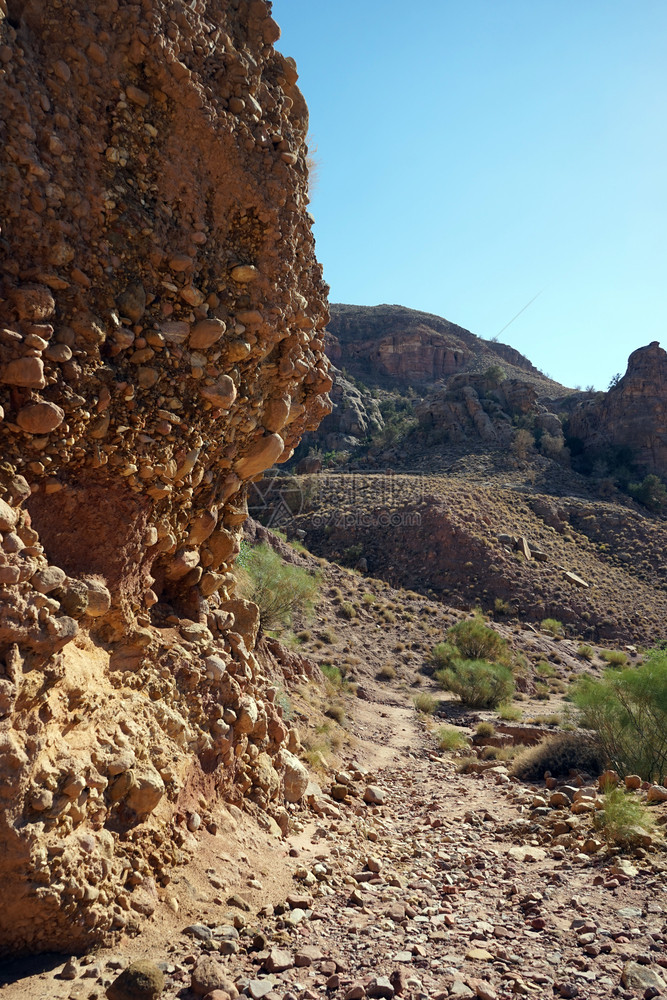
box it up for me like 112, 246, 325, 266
621, 961, 666, 993
190, 957, 239, 998
363, 785, 386, 805
106, 961, 164, 1000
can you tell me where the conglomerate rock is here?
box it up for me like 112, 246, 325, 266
0, 0, 330, 955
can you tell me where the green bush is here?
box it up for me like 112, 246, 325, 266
577, 644, 594, 661
446, 620, 508, 663
475, 721, 496, 737
599, 649, 627, 667
497, 702, 522, 721
628, 473, 667, 511
572, 651, 667, 782
430, 642, 458, 670
594, 788, 656, 846
413, 692, 438, 715
320, 663, 342, 687
238, 543, 319, 633
436, 659, 515, 709
541, 618, 564, 637
437, 725, 468, 751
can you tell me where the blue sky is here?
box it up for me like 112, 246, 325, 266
273, 0, 667, 389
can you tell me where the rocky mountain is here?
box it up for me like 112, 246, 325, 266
0, 0, 330, 956
300, 306, 667, 495
326, 303, 565, 393
296, 303, 572, 459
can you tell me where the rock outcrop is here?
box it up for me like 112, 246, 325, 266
0, 0, 329, 956
299, 366, 384, 454
416, 371, 542, 445
567, 342, 667, 478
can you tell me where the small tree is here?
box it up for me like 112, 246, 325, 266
446, 619, 508, 662
512, 428, 534, 461
237, 543, 320, 633
628, 474, 667, 512
436, 659, 515, 708
572, 651, 667, 783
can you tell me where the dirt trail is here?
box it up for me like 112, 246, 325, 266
1, 694, 665, 1000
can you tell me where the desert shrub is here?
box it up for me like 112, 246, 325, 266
526, 713, 561, 726
599, 649, 627, 667
540, 432, 569, 465
238, 543, 319, 633
318, 627, 336, 644
511, 731, 606, 781
377, 663, 396, 681
446, 620, 508, 663
362, 592, 375, 606
275, 689, 293, 721
536, 661, 557, 678
430, 642, 458, 670
475, 721, 496, 737
437, 726, 469, 751
535, 682, 550, 701
512, 427, 535, 460
339, 601, 356, 620
413, 692, 438, 714
572, 652, 667, 782
628, 473, 667, 511
541, 618, 564, 637
497, 702, 522, 721
594, 788, 656, 846
494, 598, 510, 616
436, 659, 515, 709
320, 663, 342, 687
325, 702, 345, 724
577, 644, 594, 661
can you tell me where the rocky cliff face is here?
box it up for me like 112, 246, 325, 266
326, 303, 557, 392
0, 0, 329, 955
567, 342, 667, 478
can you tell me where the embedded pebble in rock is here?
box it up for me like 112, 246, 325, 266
16, 401, 65, 434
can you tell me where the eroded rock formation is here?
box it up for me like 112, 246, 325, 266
0, 0, 330, 955
567, 342, 667, 478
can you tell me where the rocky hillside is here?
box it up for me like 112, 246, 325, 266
326, 304, 563, 393
256, 471, 667, 645
0, 0, 331, 957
